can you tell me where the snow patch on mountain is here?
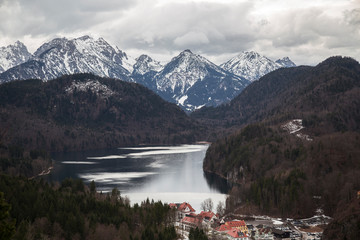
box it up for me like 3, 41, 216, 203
0, 41, 32, 73
152, 49, 250, 111
177, 95, 188, 106
275, 57, 296, 68
65, 80, 115, 99
155, 50, 212, 94
5, 35, 132, 82
221, 51, 296, 82
282, 119, 313, 141
132, 54, 163, 75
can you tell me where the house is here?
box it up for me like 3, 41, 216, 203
225, 220, 249, 235
181, 215, 203, 232
198, 211, 217, 223
254, 228, 274, 240
226, 229, 250, 240
169, 202, 196, 221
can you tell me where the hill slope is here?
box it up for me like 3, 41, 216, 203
0, 73, 202, 153
200, 56, 360, 218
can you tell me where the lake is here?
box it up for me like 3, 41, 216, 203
47, 144, 230, 211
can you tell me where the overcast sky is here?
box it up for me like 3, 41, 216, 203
0, 0, 359, 65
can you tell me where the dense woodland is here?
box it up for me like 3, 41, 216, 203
0, 174, 177, 240
0, 73, 204, 153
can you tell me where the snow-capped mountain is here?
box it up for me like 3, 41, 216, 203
0, 37, 296, 112
153, 49, 250, 111
132, 54, 163, 76
220, 51, 296, 82
0, 41, 32, 73
275, 57, 296, 68
0, 36, 132, 83
131, 54, 163, 91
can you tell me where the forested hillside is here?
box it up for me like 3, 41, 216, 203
0, 175, 177, 240
201, 57, 360, 218
192, 57, 360, 138
0, 73, 203, 153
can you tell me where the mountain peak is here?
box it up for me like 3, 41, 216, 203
221, 51, 295, 82
76, 35, 93, 41
243, 50, 260, 57
0, 40, 32, 73
14, 40, 25, 47
182, 49, 193, 54
4, 36, 131, 81
154, 50, 249, 111
132, 54, 163, 75
276, 57, 296, 68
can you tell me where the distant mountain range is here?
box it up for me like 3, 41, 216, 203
0, 36, 295, 111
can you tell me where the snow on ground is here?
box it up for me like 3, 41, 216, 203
177, 95, 188, 106
273, 219, 283, 225
282, 119, 304, 134
65, 80, 115, 99
282, 119, 313, 141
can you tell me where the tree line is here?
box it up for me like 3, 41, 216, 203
0, 175, 177, 240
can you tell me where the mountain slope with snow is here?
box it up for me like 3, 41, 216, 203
0, 37, 297, 112
275, 57, 296, 68
153, 50, 250, 111
221, 51, 296, 82
0, 41, 32, 73
0, 36, 132, 83
130, 54, 163, 90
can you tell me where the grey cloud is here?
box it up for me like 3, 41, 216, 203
112, 1, 257, 56
0, 0, 136, 37
344, 8, 360, 25
0, 0, 359, 66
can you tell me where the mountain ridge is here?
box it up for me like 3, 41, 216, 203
152, 49, 250, 111
0, 36, 295, 111
220, 51, 296, 82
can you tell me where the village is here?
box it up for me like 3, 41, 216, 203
169, 201, 331, 240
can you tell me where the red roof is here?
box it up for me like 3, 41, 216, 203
216, 224, 233, 232
198, 211, 216, 220
178, 202, 195, 212
226, 229, 249, 239
225, 220, 246, 228
181, 216, 202, 225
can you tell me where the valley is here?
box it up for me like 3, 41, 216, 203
0, 37, 359, 239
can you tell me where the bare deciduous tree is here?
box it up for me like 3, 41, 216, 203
216, 201, 225, 216
200, 198, 213, 212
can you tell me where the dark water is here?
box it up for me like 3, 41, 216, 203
47, 144, 230, 211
